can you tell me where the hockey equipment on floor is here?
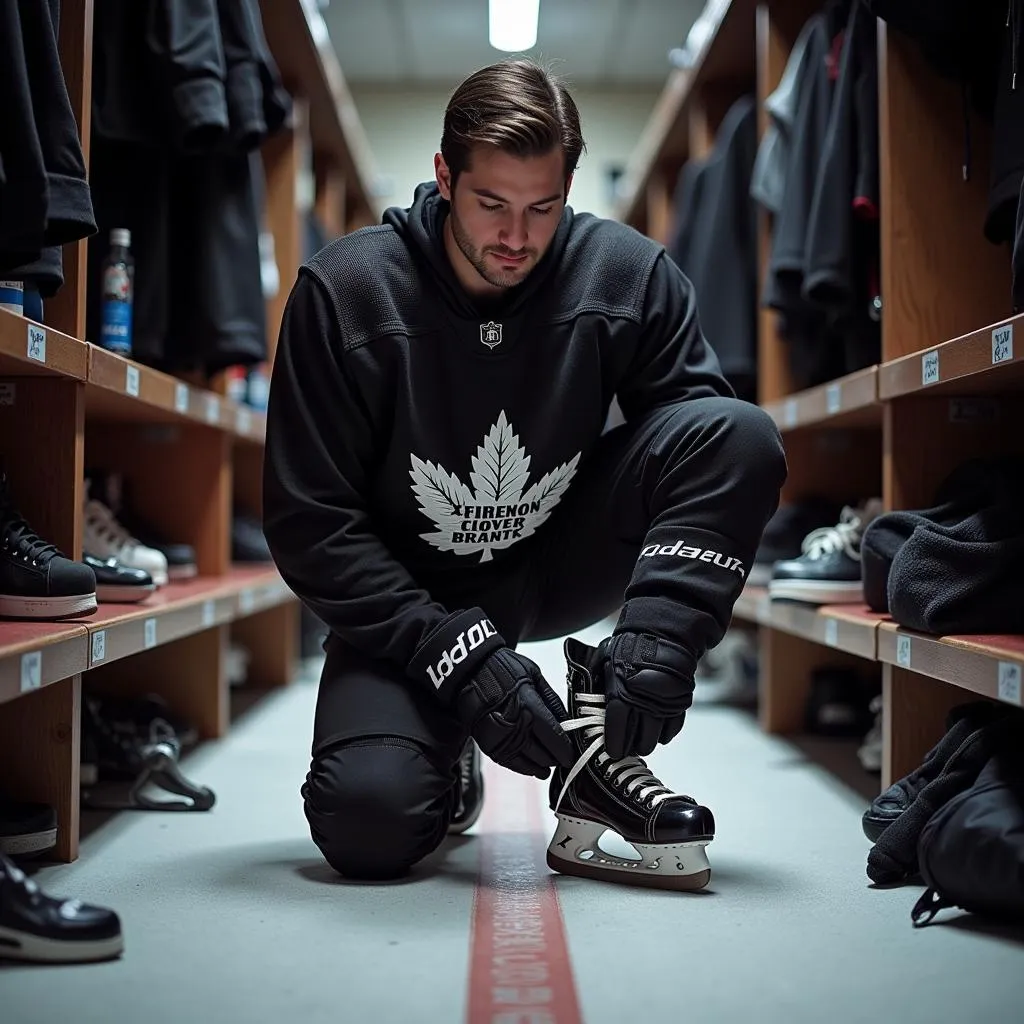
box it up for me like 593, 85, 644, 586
547, 637, 715, 892
0, 794, 57, 858
0, 853, 123, 964
81, 693, 214, 812
448, 739, 484, 834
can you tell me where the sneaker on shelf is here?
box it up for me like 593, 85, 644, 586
858, 695, 883, 773
86, 471, 197, 581
803, 668, 876, 738
0, 794, 57, 859
0, 472, 97, 620
748, 497, 843, 586
0, 852, 123, 963
83, 553, 156, 604
226, 643, 251, 687
232, 512, 272, 563
768, 499, 883, 604
83, 481, 169, 586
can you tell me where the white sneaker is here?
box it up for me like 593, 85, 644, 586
83, 492, 169, 587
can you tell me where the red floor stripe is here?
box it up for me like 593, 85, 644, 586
467, 764, 583, 1024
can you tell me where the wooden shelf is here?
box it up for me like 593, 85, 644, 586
0, 567, 293, 696
0, 621, 89, 705
85, 344, 268, 443
878, 312, 1024, 400
0, 308, 88, 380
732, 587, 882, 659
878, 622, 1024, 705
615, 0, 757, 226
763, 366, 881, 432
0, 313, 267, 444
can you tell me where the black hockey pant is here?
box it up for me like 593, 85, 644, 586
302, 397, 785, 879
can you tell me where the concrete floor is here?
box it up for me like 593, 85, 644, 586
4, 619, 1023, 1023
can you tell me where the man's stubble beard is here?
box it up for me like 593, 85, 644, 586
448, 206, 532, 290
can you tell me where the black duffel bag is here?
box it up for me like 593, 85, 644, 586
911, 731, 1024, 927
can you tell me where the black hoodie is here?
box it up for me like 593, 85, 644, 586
263, 181, 731, 679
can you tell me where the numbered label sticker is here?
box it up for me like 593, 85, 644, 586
896, 634, 912, 667
824, 618, 839, 647
143, 618, 157, 649
998, 662, 1022, 705
205, 395, 219, 425
20, 651, 41, 692
992, 323, 1014, 365
174, 382, 189, 414
26, 324, 46, 363
202, 599, 215, 628
125, 364, 140, 397
783, 399, 798, 429
91, 630, 106, 664
825, 384, 841, 416
921, 350, 940, 387
240, 589, 255, 614
0, 382, 15, 406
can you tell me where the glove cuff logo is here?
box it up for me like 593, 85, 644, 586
426, 617, 498, 690
638, 540, 745, 578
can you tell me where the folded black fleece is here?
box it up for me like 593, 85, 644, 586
861, 456, 1024, 633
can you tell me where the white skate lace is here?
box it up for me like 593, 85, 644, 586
554, 693, 691, 814
800, 505, 868, 561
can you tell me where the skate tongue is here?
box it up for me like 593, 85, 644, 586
563, 637, 603, 696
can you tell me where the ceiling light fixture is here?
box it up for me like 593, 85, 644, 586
489, 0, 540, 52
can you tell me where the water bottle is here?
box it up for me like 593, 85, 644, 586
99, 228, 134, 355
0, 281, 24, 316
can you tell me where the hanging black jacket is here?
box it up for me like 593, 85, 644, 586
263, 183, 732, 674
0, 0, 96, 289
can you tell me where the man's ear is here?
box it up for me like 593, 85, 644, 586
435, 153, 452, 201
564, 172, 574, 200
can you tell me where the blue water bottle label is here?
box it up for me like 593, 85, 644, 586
101, 300, 133, 355
0, 281, 24, 316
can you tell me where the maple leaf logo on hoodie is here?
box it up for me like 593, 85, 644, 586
409, 411, 581, 563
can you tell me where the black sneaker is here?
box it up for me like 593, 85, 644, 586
0, 795, 57, 858
448, 739, 484, 834
547, 637, 714, 891
861, 701, 1003, 842
768, 500, 882, 604
0, 472, 97, 620
83, 553, 156, 604
749, 497, 843, 586
0, 852, 123, 963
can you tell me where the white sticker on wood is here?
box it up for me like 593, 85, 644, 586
175, 382, 189, 414
824, 618, 839, 647
20, 651, 41, 692
921, 350, 940, 386
143, 618, 157, 649
125, 364, 140, 397
896, 634, 912, 667
26, 324, 46, 363
825, 384, 841, 415
91, 631, 106, 664
992, 323, 1014, 365
997, 662, 1022, 705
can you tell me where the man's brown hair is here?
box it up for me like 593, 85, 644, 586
441, 58, 585, 191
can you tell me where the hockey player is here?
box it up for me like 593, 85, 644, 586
263, 58, 786, 889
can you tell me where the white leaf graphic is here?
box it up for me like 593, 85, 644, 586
410, 413, 580, 563
516, 453, 581, 542
469, 410, 531, 504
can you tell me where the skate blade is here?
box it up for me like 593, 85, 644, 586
547, 814, 712, 892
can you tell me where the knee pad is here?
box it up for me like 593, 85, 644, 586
302, 738, 455, 880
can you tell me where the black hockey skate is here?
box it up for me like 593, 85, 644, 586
449, 739, 484, 834
547, 637, 715, 891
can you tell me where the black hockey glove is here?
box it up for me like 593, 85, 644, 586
408, 608, 574, 778
599, 632, 697, 760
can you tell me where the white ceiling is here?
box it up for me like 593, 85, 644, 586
322, 0, 706, 87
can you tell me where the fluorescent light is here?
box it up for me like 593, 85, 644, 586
489, 0, 540, 52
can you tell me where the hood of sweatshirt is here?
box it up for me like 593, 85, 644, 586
382, 180, 574, 323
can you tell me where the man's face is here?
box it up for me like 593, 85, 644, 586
435, 146, 571, 296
